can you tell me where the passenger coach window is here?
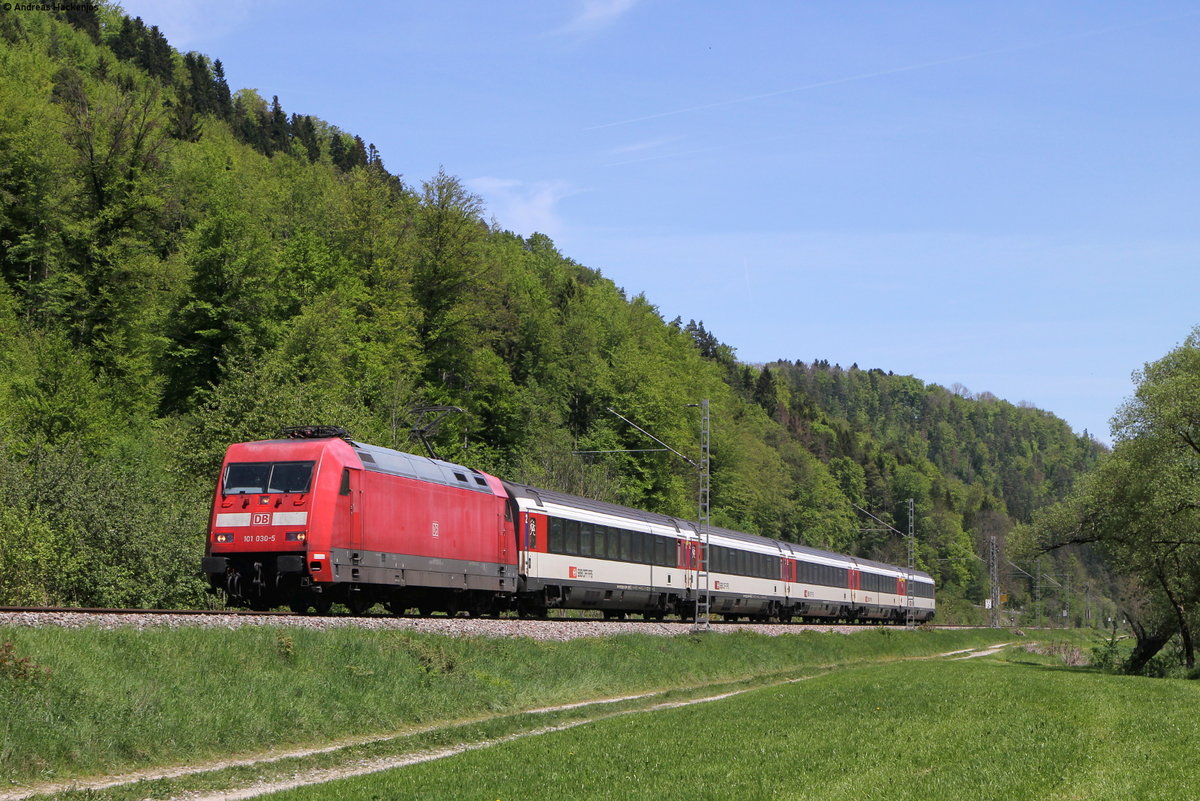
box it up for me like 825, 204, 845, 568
657, 536, 672, 567
580, 523, 594, 557
605, 528, 620, 560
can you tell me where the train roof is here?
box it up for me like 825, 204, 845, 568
504, 481, 692, 533
704, 523, 933, 581
349, 441, 499, 494
235, 432, 500, 496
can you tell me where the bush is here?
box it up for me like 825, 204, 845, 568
1089, 630, 1125, 673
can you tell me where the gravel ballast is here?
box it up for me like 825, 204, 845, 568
0, 611, 865, 640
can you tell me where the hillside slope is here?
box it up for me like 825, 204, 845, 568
0, 7, 1103, 619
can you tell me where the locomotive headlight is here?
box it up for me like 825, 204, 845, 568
285, 531, 307, 542
215, 533, 235, 543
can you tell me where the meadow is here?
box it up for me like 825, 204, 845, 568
0, 624, 1010, 788
270, 646, 1200, 801
2, 625, 1153, 801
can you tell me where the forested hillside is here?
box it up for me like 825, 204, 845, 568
0, 6, 1104, 620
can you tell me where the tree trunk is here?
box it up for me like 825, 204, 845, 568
1181, 619, 1195, 670
1125, 614, 1177, 675
1155, 572, 1195, 670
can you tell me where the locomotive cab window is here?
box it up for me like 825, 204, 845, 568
224, 461, 315, 495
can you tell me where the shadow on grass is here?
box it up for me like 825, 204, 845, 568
1005, 659, 1116, 676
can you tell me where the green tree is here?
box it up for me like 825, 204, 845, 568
211, 58, 232, 119
1025, 328, 1200, 672
268, 94, 288, 153
411, 169, 487, 382
753, 365, 780, 417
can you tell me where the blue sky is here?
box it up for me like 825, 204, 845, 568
119, 1, 1200, 443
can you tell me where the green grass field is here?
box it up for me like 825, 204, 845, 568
270, 651, 1200, 801
0, 624, 1013, 787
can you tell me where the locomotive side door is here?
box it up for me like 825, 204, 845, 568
498, 498, 512, 566
335, 466, 364, 553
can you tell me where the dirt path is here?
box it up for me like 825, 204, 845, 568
0, 682, 802, 801
2, 643, 1015, 801
951, 642, 1015, 659
171, 683, 810, 801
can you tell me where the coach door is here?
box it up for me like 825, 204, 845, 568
521, 513, 538, 576
780, 549, 795, 597
679, 539, 699, 589
848, 563, 861, 606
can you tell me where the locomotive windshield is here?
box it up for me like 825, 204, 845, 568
223, 461, 315, 494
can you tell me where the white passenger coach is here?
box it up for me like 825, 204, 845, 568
505, 482, 935, 623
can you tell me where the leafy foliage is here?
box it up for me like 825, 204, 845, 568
767, 361, 1103, 603
1024, 328, 1200, 673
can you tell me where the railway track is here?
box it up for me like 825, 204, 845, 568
0, 605, 960, 623
0, 605, 294, 616
0, 606, 975, 640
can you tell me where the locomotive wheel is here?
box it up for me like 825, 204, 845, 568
346, 593, 372, 616
465, 597, 489, 618
314, 596, 333, 615
288, 599, 310, 615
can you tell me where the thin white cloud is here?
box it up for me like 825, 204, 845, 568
554, 0, 639, 36
608, 136, 679, 155
586, 44, 1042, 131
585, 10, 1200, 130
113, 0, 263, 49
468, 177, 580, 240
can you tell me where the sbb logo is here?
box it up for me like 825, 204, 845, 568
251, 513, 271, 526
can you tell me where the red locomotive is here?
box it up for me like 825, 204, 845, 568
202, 427, 935, 622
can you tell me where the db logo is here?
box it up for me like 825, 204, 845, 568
251, 513, 271, 526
